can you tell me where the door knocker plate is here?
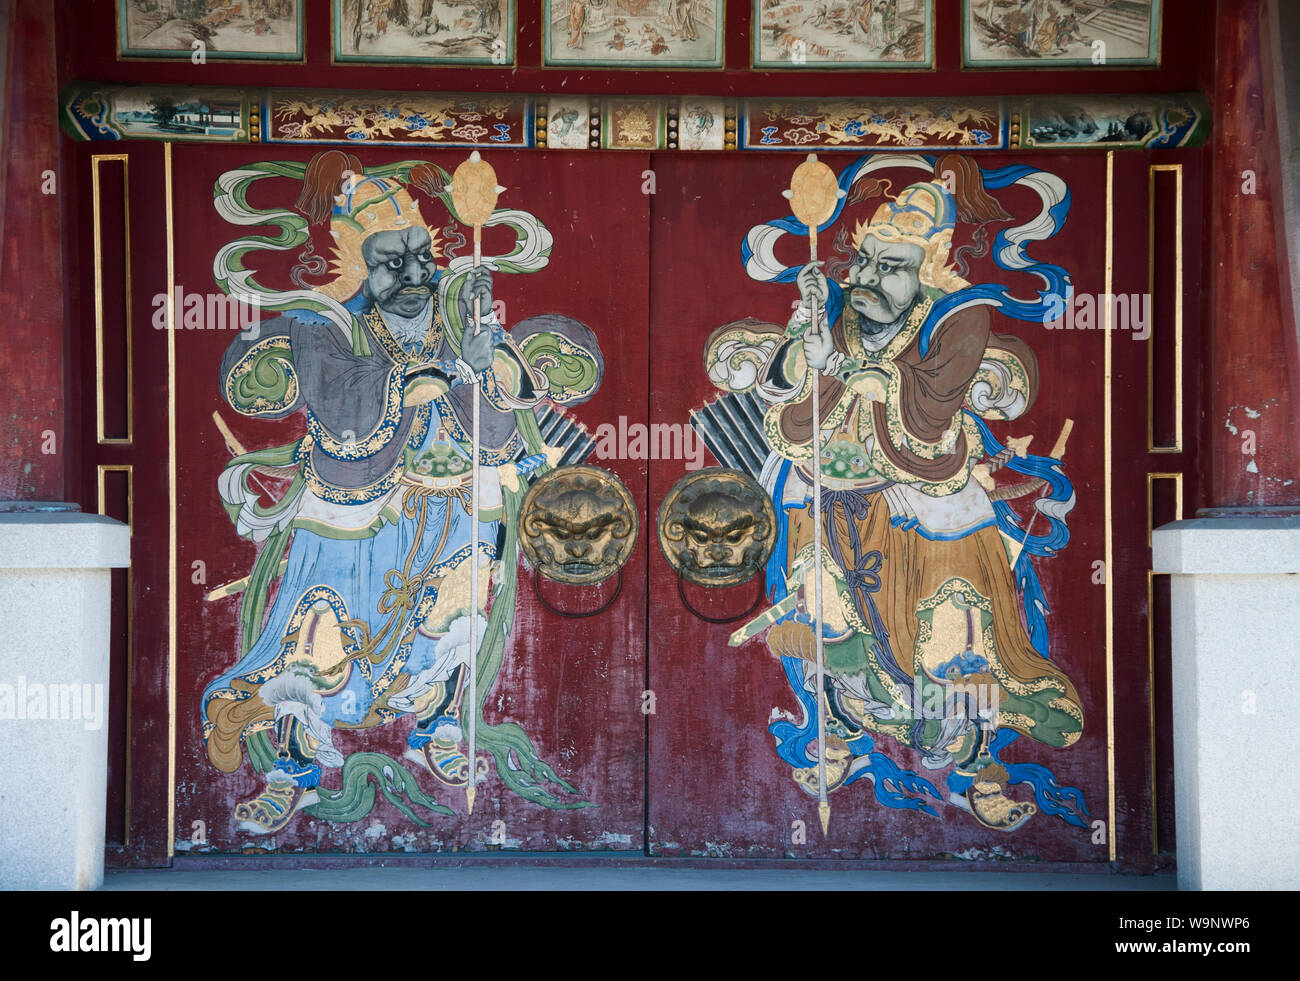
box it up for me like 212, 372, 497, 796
658, 468, 777, 588
520, 464, 638, 586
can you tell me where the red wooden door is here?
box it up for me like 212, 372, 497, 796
85, 142, 1191, 868
644, 150, 1190, 867
143, 144, 650, 855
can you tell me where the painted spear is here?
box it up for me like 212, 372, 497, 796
448, 151, 504, 816
1006, 419, 1073, 567
783, 154, 844, 837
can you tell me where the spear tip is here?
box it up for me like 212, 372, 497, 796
466, 782, 477, 816
818, 800, 831, 836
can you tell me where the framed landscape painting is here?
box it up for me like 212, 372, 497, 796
117, 0, 304, 62
544, 0, 724, 69
964, 0, 1161, 68
753, 0, 933, 70
333, 0, 516, 65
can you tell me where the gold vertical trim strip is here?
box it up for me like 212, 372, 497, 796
1144, 471, 1182, 856
1104, 150, 1116, 863
1147, 164, 1184, 454
97, 463, 134, 844
1146, 568, 1156, 856
1145, 472, 1185, 547
92, 154, 133, 445
96, 463, 134, 533
165, 142, 178, 859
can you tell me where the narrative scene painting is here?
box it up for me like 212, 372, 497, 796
118, 0, 304, 60
333, 0, 515, 65
545, 0, 724, 68
964, 0, 1159, 68
754, 0, 932, 69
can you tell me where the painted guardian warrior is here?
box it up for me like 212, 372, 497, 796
202, 151, 604, 833
703, 155, 1089, 831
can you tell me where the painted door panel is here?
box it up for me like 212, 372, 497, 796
646, 151, 1137, 862
166, 146, 649, 854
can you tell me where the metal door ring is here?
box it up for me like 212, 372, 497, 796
676, 569, 766, 624
532, 567, 624, 619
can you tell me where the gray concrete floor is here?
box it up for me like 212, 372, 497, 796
102, 866, 1177, 891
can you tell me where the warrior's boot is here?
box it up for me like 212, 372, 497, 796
948, 727, 1036, 832
404, 665, 482, 787
234, 715, 321, 835
791, 685, 855, 798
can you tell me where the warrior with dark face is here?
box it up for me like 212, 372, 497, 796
203, 152, 603, 833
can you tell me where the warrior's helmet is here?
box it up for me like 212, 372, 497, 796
851, 180, 968, 293
316, 175, 440, 302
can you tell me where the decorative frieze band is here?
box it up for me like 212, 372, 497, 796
60, 83, 1209, 152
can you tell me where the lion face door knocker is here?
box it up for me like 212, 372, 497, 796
519, 464, 638, 618
658, 468, 778, 623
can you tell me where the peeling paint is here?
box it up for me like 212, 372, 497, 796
1225, 398, 1280, 436
689, 841, 737, 858
951, 844, 1014, 861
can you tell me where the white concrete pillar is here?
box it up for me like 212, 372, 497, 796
1152, 516, 1300, 891
0, 510, 130, 890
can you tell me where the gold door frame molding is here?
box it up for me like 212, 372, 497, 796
92, 153, 133, 445
1145, 471, 1184, 855
97, 463, 134, 842
165, 142, 178, 858
1147, 163, 1184, 454
1146, 472, 1185, 547
1104, 150, 1116, 863
96, 463, 135, 533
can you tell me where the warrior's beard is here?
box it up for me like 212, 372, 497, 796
844, 290, 919, 351
382, 296, 435, 347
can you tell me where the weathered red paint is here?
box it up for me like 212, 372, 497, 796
1, 0, 65, 501
647, 151, 1155, 864
1202, 0, 1300, 508
167, 146, 649, 854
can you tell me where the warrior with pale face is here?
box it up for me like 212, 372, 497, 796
705, 174, 1083, 830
